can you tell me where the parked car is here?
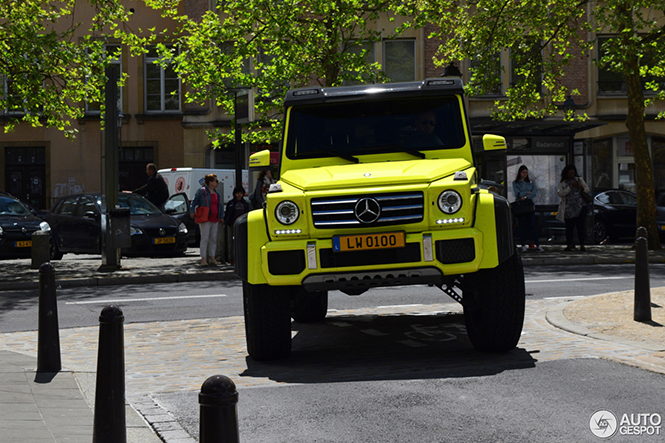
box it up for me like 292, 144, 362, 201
163, 192, 199, 246
0, 192, 52, 259
592, 189, 638, 244
46, 193, 188, 259
657, 193, 665, 240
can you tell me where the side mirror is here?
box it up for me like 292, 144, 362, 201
249, 149, 271, 170
482, 134, 507, 151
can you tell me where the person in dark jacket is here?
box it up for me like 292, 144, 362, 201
224, 186, 250, 263
131, 163, 169, 209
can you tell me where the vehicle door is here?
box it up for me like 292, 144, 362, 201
164, 192, 197, 245
48, 196, 81, 252
74, 196, 102, 252
614, 191, 638, 235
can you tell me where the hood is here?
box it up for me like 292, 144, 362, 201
0, 214, 44, 230
281, 158, 472, 191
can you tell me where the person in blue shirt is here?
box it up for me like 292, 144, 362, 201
513, 165, 544, 252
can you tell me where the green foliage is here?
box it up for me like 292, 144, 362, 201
0, 0, 131, 137
147, 0, 408, 144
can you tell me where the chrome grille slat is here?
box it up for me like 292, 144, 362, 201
311, 192, 424, 229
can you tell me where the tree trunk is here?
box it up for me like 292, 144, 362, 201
624, 53, 662, 250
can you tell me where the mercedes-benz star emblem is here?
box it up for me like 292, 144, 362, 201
354, 198, 381, 224
159, 228, 166, 236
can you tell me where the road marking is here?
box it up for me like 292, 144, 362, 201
525, 276, 629, 284
65, 294, 227, 305
376, 304, 424, 309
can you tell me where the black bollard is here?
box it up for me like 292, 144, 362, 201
634, 228, 651, 322
37, 262, 61, 372
199, 375, 239, 443
92, 306, 126, 443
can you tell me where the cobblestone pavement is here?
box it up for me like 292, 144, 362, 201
0, 297, 663, 398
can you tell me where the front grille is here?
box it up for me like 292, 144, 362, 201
311, 192, 424, 229
320, 243, 421, 268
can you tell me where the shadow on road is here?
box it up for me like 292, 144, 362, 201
241, 312, 536, 384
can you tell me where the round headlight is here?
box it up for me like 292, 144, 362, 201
275, 201, 300, 225
438, 190, 462, 214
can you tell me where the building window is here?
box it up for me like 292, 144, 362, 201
87, 44, 122, 114
469, 52, 502, 96
510, 39, 542, 93
145, 45, 181, 112
344, 40, 376, 86
597, 36, 665, 94
383, 39, 415, 82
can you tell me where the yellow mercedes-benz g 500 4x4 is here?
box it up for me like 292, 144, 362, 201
235, 78, 525, 360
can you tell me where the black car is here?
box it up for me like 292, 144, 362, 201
163, 193, 199, 246
656, 193, 665, 240
46, 193, 188, 259
592, 189, 638, 244
0, 193, 52, 259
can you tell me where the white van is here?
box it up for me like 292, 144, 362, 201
158, 168, 249, 203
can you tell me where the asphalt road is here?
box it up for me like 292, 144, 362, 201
155, 358, 665, 443
1, 263, 664, 333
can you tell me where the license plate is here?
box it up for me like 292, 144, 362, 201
153, 237, 175, 244
333, 232, 405, 252
15, 241, 32, 248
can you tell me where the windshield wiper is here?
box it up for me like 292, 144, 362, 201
294, 150, 359, 164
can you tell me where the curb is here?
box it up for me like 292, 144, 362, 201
545, 300, 665, 353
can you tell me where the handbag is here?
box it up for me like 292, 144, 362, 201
511, 198, 535, 216
194, 188, 210, 223
581, 191, 593, 204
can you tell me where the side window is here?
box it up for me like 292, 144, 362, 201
596, 193, 611, 205
619, 192, 637, 206
58, 197, 80, 216
77, 197, 99, 217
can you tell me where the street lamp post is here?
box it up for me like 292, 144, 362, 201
231, 88, 253, 190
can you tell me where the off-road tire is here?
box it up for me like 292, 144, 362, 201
291, 289, 328, 323
242, 281, 292, 361
463, 252, 525, 352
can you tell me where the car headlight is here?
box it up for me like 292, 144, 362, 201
438, 190, 462, 214
130, 226, 143, 236
40, 221, 51, 232
178, 223, 188, 234
0, 226, 3, 236
275, 200, 300, 225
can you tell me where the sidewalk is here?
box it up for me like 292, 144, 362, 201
1, 244, 664, 443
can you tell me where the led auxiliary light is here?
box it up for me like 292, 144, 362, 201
274, 229, 303, 235
436, 218, 465, 225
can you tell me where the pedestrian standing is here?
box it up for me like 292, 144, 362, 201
557, 164, 590, 251
128, 163, 169, 210
190, 174, 224, 266
252, 169, 275, 209
513, 165, 544, 252
224, 186, 250, 263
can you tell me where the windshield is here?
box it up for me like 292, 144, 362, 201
286, 96, 466, 160
117, 195, 162, 215
0, 197, 32, 216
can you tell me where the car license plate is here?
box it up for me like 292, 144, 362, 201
333, 232, 405, 252
15, 241, 32, 248
153, 237, 175, 245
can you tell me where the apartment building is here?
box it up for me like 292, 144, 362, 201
2, 1, 663, 210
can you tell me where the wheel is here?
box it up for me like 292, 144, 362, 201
593, 219, 608, 244
463, 253, 525, 353
242, 281, 292, 361
291, 288, 328, 323
50, 238, 63, 260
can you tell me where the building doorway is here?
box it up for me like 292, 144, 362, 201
4, 146, 46, 209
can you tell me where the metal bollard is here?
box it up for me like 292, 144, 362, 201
199, 375, 239, 443
37, 262, 61, 372
92, 306, 126, 443
634, 227, 651, 322
31, 231, 51, 270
